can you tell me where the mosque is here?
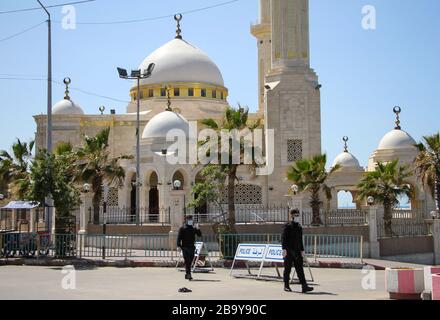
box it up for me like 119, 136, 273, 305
33, 0, 435, 226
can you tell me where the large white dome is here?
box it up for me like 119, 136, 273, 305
332, 151, 362, 169
142, 111, 189, 139
53, 99, 84, 115
138, 39, 224, 87
378, 129, 416, 150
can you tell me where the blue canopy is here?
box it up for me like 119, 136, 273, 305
1, 201, 40, 210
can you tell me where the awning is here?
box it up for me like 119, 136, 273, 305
1, 201, 40, 210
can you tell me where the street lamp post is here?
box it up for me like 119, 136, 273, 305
117, 64, 155, 225
37, 0, 53, 235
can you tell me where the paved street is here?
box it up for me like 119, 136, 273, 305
0, 265, 387, 300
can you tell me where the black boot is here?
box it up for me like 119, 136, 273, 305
284, 286, 293, 292
302, 286, 314, 293
185, 273, 193, 281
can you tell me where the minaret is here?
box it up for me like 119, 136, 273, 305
251, 0, 272, 112
260, 0, 322, 205
271, 0, 310, 69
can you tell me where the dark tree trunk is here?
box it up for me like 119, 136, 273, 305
227, 166, 237, 233
93, 186, 102, 224
383, 203, 393, 237
310, 189, 322, 226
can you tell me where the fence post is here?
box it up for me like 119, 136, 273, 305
426, 219, 440, 265
79, 234, 83, 259
368, 206, 380, 259
313, 235, 317, 262
360, 235, 364, 264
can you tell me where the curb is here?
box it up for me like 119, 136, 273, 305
1, 258, 366, 270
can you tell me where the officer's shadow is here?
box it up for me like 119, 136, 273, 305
189, 279, 222, 282
296, 291, 338, 296
290, 282, 337, 296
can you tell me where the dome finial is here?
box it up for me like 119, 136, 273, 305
393, 106, 402, 130
343, 136, 349, 152
174, 14, 183, 39
165, 86, 173, 112
63, 77, 71, 100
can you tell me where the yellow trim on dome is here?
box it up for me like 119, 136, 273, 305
129, 82, 228, 102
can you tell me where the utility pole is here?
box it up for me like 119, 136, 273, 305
37, 0, 53, 234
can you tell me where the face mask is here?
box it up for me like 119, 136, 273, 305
187, 220, 194, 226
293, 216, 300, 223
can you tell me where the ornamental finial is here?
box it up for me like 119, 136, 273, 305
63, 77, 71, 100
343, 136, 349, 152
165, 86, 173, 112
174, 14, 183, 39
393, 106, 402, 130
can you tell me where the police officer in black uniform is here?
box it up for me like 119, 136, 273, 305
282, 209, 313, 293
177, 215, 202, 280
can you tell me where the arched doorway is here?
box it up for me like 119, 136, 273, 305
148, 172, 159, 222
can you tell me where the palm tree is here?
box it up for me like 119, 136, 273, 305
200, 105, 262, 232
75, 128, 132, 223
357, 160, 413, 237
27, 142, 80, 234
0, 139, 34, 199
414, 133, 440, 212
287, 154, 339, 226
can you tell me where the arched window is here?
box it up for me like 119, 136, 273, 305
337, 191, 355, 209
396, 194, 411, 210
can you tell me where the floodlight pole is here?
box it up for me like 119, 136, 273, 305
118, 65, 154, 226
135, 76, 141, 226
38, 0, 53, 235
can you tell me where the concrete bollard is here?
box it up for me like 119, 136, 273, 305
424, 266, 440, 294
432, 274, 440, 301
385, 267, 425, 300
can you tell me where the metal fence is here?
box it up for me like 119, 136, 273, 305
377, 210, 431, 238
301, 209, 368, 226
92, 207, 171, 226
1, 232, 363, 262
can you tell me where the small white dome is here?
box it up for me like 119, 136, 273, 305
139, 38, 224, 87
378, 129, 416, 150
332, 151, 362, 169
142, 111, 189, 139
53, 99, 84, 115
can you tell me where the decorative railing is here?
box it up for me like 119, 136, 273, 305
376, 210, 431, 238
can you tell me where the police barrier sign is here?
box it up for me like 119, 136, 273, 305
230, 244, 314, 282
264, 245, 284, 263
194, 242, 203, 256
234, 244, 267, 261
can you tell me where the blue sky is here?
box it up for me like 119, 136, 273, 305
0, 0, 439, 173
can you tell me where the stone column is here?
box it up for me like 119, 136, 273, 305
51, 208, 56, 235
118, 186, 130, 209
169, 190, 186, 252
11, 209, 17, 230
29, 208, 36, 233
426, 219, 440, 265
368, 206, 380, 259
79, 193, 93, 234
139, 186, 148, 209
